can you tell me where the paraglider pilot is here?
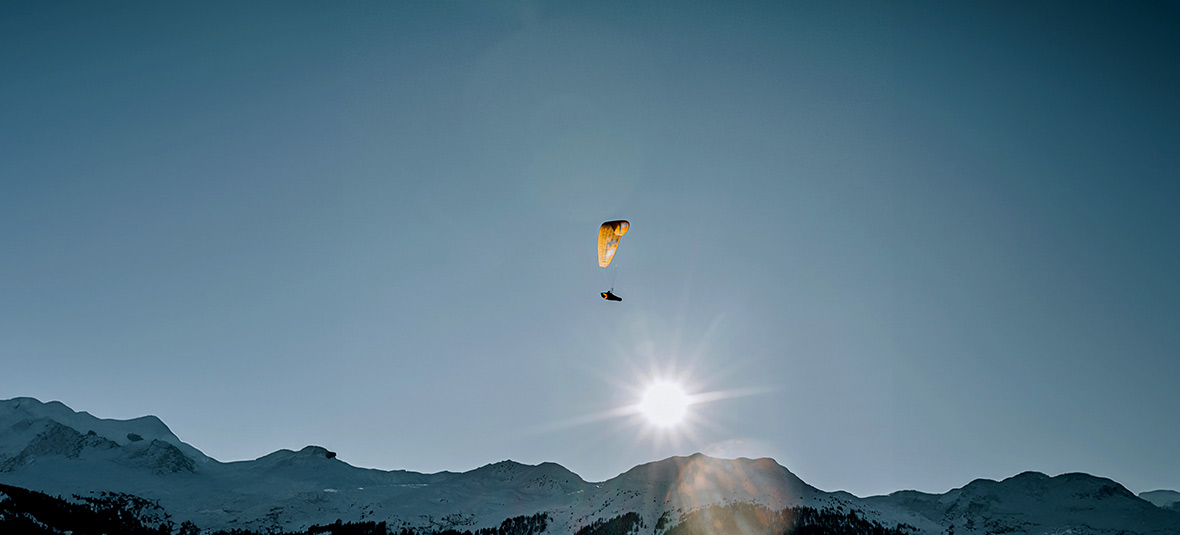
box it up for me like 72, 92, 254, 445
601, 290, 622, 302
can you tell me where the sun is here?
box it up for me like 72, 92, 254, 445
638, 381, 690, 427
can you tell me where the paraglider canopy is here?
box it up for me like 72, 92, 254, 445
598, 220, 629, 268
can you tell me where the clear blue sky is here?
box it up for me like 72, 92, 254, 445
2, 1, 1177, 497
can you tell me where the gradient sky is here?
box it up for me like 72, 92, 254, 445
3, 2, 1178, 497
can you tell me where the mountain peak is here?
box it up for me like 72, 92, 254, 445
949, 470, 1138, 502
1008, 470, 1050, 481
255, 445, 340, 463
300, 445, 337, 459
3, 397, 94, 423
0, 397, 206, 465
618, 452, 795, 481
1140, 489, 1180, 510
608, 452, 820, 513
467, 459, 584, 485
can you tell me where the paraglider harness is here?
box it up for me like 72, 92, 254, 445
601, 290, 622, 301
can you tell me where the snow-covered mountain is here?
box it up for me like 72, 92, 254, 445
862, 472, 1180, 535
1, 397, 1177, 534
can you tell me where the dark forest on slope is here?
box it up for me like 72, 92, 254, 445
1, 483, 916, 535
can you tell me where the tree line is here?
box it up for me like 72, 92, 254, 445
2, 482, 917, 535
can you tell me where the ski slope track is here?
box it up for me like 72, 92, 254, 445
1, 397, 1177, 534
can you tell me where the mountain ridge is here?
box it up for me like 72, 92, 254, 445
1, 396, 1177, 534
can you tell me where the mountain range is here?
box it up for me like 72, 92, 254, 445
1, 396, 1177, 534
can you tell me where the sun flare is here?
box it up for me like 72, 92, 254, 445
638, 381, 690, 427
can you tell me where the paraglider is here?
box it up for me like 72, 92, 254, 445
598, 220, 629, 301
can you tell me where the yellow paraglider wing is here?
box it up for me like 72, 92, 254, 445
598, 220, 630, 268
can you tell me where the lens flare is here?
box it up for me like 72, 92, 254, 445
639, 381, 689, 427
521, 308, 772, 464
